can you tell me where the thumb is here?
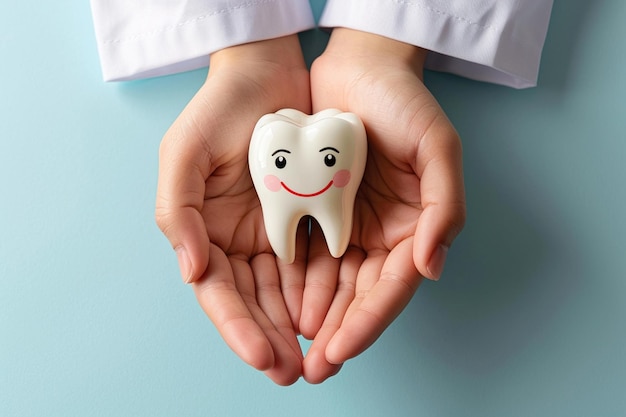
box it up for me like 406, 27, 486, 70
413, 201, 465, 280
155, 125, 210, 284
156, 206, 210, 284
413, 125, 466, 280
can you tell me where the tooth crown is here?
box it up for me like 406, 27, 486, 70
249, 108, 367, 263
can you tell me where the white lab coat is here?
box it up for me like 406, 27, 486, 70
90, 0, 553, 88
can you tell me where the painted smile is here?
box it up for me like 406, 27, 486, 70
281, 180, 334, 197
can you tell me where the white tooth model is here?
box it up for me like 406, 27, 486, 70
249, 108, 367, 264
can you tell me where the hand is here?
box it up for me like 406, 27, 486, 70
155, 35, 311, 385
301, 28, 466, 383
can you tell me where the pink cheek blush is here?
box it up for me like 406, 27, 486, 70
333, 170, 351, 188
264, 174, 282, 192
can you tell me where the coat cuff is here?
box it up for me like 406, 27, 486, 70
91, 0, 315, 81
320, 0, 553, 88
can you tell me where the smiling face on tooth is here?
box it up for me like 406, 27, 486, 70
249, 108, 367, 263
263, 144, 352, 197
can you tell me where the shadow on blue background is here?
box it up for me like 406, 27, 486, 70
539, 0, 605, 92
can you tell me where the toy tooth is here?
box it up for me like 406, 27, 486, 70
249, 108, 367, 264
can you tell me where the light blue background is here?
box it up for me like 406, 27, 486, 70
1, 1, 625, 416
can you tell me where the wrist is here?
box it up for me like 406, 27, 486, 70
209, 35, 307, 73
324, 28, 427, 75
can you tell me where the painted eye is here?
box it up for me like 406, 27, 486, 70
275, 155, 287, 169
324, 154, 336, 167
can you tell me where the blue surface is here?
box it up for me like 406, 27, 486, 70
1, 1, 625, 416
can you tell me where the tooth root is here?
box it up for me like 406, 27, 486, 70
261, 205, 301, 264
249, 108, 367, 264
311, 201, 352, 258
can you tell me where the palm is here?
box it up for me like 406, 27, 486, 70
354, 120, 423, 257
301, 35, 465, 383
156, 45, 312, 386
199, 124, 270, 259
195, 118, 306, 386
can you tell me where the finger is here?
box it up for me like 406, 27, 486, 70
251, 253, 303, 361
302, 247, 363, 383
338, 250, 386, 327
261, 331, 303, 386
413, 124, 466, 280
300, 219, 340, 339
276, 217, 309, 332
325, 238, 422, 364
235, 256, 302, 385
192, 244, 274, 371
156, 123, 211, 284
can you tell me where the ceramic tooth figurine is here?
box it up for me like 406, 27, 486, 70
249, 108, 367, 264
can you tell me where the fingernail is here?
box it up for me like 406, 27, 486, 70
175, 246, 193, 284
427, 244, 448, 281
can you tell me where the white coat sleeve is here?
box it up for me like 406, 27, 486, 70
319, 0, 554, 89
90, 0, 316, 82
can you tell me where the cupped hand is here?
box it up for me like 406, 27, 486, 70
155, 35, 311, 385
301, 28, 466, 383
